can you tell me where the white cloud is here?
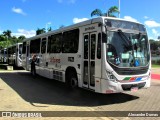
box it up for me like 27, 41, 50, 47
73, 18, 89, 24
148, 36, 153, 40
12, 7, 26, 16
152, 29, 160, 39
12, 29, 36, 38
144, 16, 149, 19
144, 20, 160, 28
152, 29, 158, 35
123, 16, 138, 22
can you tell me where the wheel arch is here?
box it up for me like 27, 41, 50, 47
65, 66, 78, 79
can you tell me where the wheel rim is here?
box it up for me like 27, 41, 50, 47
71, 78, 77, 88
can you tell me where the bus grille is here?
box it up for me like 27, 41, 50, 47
53, 71, 63, 81
108, 62, 148, 75
121, 82, 146, 91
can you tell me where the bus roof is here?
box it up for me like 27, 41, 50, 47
7, 43, 22, 48
23, 16, 143, 42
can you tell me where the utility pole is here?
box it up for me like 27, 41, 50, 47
45, 22, 51, 32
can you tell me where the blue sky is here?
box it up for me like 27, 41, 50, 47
0, 0, 160, 40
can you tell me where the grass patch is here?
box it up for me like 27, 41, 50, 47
152, 64, 160, 68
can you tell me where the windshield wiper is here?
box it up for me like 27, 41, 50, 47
117, 29, 131, 47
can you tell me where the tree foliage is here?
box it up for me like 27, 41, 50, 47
0, 30, 26, 49
91, 6, 119, 17
47, 27, 52, 32
91, 9, 103, 17
150, 40, 160, 51
36, 28, 46, 35
3, 30, 12, 38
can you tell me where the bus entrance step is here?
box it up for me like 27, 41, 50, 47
7, 66, 13, 71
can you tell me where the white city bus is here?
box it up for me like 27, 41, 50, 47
22, 17, 151, 93
8, 43, 23, 67
0, 48, 7, 63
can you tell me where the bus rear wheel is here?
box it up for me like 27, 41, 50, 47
66, 71, 78, 89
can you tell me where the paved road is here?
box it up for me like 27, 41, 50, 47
0, 70, 160, 120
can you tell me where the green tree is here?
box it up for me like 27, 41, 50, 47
2, 30, 12, 47
108, 6, 119, 17
0, 35, 6, 41
91, 9, 103, 17
11, 36, 18, 44
91, 6, 119, 17
18, 35, 26, 42
149, 40, 160, 51
3, 30, 12, 38
36, 28, 46, 35
47, 27, 52, 32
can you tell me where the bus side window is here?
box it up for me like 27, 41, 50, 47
84, 35, 89, 59
47, 36, 51, 53
41, 38, 46, 54
22, 42, 26, 54
50, 33, 62, 53
30, 38, 41, 53
62, 29, 79, 53
91, 34, 96, 60
97, 33, 101, 59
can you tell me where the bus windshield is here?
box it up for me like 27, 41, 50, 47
106, 30, 150, 68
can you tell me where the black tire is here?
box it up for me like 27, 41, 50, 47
66, 71, 78, 89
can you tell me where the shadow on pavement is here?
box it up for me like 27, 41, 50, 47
0, 72, 139, 107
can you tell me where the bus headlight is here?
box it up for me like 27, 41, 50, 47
106, 70, 118, 82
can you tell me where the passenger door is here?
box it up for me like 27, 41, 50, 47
26, 44, 30, 71
83, 32, 96, 90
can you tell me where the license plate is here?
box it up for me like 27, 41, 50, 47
131, 87, 138, 92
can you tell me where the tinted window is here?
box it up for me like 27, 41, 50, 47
8, 48, 11, 54
62, 29, 79, 53
30, 39, 40, 53
106, 19, 146, 32
91, 34, 96, 59
97, 33, 101, 59
12, 46, 16, 54
22, 42, 26, 54
49, 33, 62, 53
47, 36, 51, 53
19, 44, 22, 54
84, 35, 89, 59
41, 38, 46, 54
